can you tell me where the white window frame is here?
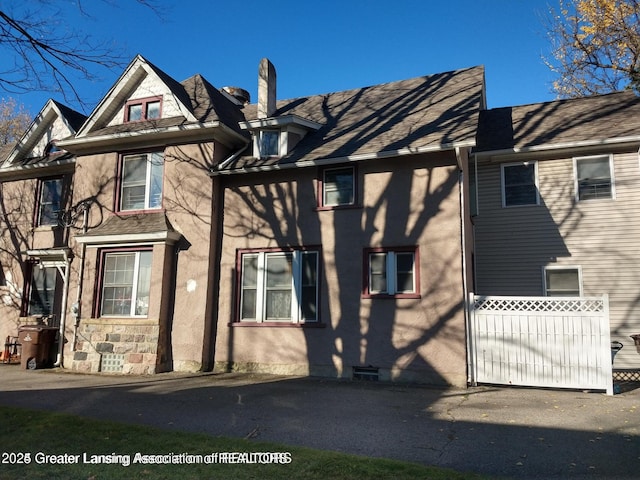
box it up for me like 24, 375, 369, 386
37, 177, 63, 226
119, 152, 164, 211
254, 130, 280, 158
322, 166, 355, 207
573, 154, 615, 201
100, 251, 152, 317
543, 266, 583, 297
365, 248, 418, 297
501, 161, 540, 207
239, 249, 319, 323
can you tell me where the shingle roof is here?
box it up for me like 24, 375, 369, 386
226, 66, 485, 170
83, 71, 248, 141
475, 90, 640, 153
80, 212, 176, 238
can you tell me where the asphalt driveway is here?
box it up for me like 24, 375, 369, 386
0, 365, 638, 479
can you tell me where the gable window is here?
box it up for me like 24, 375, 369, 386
364, 247, 419, 298
99, 250, 152, 317
124, 97, 162, 122
258, 130, 280, 157
36, 178, 63, 226
119, 152, 164, 211
501, 162, 539, 207
321, 166, 355, 207
544, 267, 582, 296
575, 155, 613, 200
239, 248, 319, 323
27, 266, 57, 316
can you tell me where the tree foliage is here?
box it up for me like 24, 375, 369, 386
546, 0, 640, 97
0, 1, 161, 107
0, 98, 30, 147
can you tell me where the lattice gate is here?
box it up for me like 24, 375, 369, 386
468, 294, 613, 395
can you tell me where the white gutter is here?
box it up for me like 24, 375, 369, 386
475, 135, 640, 159
0, 158, 75, 176
211, 140, 476, 176
58, 121, 248, 152
74, 230, 182, 246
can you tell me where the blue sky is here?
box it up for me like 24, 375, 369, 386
11, 0, 561, 115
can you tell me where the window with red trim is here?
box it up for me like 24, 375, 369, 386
97, 249, 153, 317
124, 97, 162, 122
238, 248, 320, 323
117, 151, 164, 212
363, 247, 419, 298
319, 166, 356, 208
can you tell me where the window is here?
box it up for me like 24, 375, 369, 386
501, 162, 538, 207
575, 155, 613, 200
28, 266, 57, 316
239, 249, 319, 323
544, 267, 582, 296
321, 166, 355, 207
36, 178, 63, 226
119, 152, 164, 211
124, 97, 162, 122
364, 247, 419, 297
258, 130, 280, 157
100, 250, 152, 317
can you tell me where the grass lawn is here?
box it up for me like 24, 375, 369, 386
0, 405, 487, 480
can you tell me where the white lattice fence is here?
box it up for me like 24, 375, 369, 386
468, 294, 613, 395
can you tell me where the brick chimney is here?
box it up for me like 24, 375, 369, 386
257, 58, 276, 119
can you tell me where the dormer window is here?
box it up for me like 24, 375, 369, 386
125, 97, 162, 122
259, 130, 280, 157
240, 115, 323, 161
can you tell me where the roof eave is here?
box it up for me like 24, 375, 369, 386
58, 122, 248, 154
474, 135, 640, 161
211, 140, 475, 176
74, 230, 182, 246
0, 157, 75, 180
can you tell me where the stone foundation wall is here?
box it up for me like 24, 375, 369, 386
70, 319, 161, 374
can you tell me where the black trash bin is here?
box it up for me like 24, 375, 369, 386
17, 325, 58, 370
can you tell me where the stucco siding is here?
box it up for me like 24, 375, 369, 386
215, 153, 468, 386
475, 150, 640, 368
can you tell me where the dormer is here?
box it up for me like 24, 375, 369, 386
240, 59, 322, 159
2, 99, 86, 168
57, 55, 248, 154
240, 115, 322, 159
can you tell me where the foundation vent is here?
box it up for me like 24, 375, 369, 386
352, 366, 379, 381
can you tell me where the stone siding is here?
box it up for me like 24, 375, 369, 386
70, 320, 161, 374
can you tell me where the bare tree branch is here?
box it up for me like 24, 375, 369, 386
0, 1, 163, 109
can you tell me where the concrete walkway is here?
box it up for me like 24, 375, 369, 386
0, 364, 638, 479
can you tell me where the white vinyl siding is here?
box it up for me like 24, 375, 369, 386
474, 151, 640, 368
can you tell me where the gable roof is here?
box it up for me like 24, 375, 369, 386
1, 99, 86, 173
475, 90, 640, 155
60, 55, 248, 153
221, 66, 485, 171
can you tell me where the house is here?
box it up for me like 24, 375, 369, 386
472, 91, 640, 370
0, 99, 86, 367
0, 55, 484, 386
210, 60, 484, 385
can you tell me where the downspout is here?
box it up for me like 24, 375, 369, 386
54, 249, 71, 367
214, 143, 250, 172
455, 147, 473, 386
71, 203, 89, 352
